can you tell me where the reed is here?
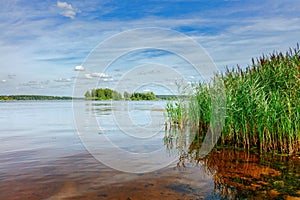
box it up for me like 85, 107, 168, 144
166, 46, 300, 154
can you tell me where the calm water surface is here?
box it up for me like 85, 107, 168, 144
0, 101, 299, 199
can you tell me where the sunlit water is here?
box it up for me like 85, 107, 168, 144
0, 101, 215, 199
0, 101, 299, 199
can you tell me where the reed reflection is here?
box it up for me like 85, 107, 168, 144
164, 127, 300, 198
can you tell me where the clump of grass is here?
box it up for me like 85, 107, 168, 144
166, 46, 300, 154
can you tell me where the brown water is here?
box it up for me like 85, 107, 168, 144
0, 101, 299, 199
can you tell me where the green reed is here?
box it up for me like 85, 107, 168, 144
166, 46, 300, 154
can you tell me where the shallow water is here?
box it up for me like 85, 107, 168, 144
0, 101, 299, 199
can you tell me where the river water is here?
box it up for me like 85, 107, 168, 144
0, 101, 299, 199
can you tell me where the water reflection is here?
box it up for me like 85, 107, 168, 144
164, 127, 300, 199
74, 100, 179, 173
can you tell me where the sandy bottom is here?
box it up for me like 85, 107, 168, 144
0, 153, 215, 200
2, 150, 300, 200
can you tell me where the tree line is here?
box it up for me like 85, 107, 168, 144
0, 95, 73, 101
84, 88, 156, 100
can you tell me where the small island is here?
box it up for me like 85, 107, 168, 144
84, 88, 157, 101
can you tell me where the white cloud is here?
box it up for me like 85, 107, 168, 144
57, 1, 77, 19
54, 78, 72, 82
74, 65, 85, 71
82, 72, 112, 80
84, 74, 93, 79
103, 78, 114, 82
186, 16, 300, 69
90, 72, 110, 78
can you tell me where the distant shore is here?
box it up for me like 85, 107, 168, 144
0, 94, 184, 101
0, 95, 76, 101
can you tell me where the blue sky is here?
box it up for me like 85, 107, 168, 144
1, 0, 300, 96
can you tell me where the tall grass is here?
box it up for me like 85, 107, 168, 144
166, 46, 300, 154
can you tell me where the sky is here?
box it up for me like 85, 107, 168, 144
0, 0, 300, 96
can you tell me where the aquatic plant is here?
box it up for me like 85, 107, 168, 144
166, 46, 300, 154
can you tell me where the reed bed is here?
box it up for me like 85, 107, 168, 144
166, 46, 300, 154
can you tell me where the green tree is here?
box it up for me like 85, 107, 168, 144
86, 88, 122, 100
130, 92, 156, 100
91, 89, 97, 98
84, 91, 91, 99
123, 91, 130, 99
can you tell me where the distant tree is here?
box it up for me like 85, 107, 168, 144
84, 88, 156, 101
123, 91, 130, 99
0, 95, 73, 100
91, 89, 97, 98
84, 91, 91, 99
97, 88, 106, 99
85, 88, 122, 100
130, 92, 156, 100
